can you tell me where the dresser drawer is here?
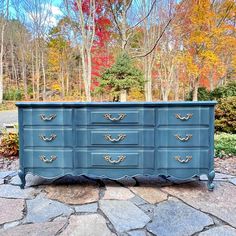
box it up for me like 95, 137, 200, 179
157, 107, 210, 126
157, 150, 209, 169
76, 129, 154, 147
75, 150, 154, 169
23, 109, 72, 126
157, 128, 209, 147
23, 150, 73, 168
75, 108, 154, 125
23, 128, 73, 147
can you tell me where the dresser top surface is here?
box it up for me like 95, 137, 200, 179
16, 101, 217, 108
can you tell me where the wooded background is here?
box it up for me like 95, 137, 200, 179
0, 0, 235, 103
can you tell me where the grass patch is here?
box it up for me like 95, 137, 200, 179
214, 132, 236, 158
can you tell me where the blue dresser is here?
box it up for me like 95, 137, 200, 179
16, 102, 217, 190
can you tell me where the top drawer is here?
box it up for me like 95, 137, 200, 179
75, 108, 154, 126
157, 107, 210, 126
23, 109, 72, 126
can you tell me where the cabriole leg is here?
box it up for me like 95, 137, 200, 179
18, 169, 26, 189
207, 170, 215, 191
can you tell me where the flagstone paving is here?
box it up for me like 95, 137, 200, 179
0, 171, 235, 235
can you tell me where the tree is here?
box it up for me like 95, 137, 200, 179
98, 53, 144, 101
0, 0, 9, 104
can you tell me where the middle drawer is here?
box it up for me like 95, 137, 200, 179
76, 128, 154, 147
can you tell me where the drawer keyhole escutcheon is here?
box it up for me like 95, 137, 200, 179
175, 113, 193, 120
40, 155, 57, 163
40, 114, 57, 121
175, 134, 192, 141
39, 134, 57, 142
104, 155, 126, 164
104, 134, 126, 142
175, 156, 192, 163
104, 113, 126, 121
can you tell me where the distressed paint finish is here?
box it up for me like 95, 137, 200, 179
16, 101, 217, 190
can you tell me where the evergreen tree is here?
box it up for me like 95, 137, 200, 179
98, 53, 144, 101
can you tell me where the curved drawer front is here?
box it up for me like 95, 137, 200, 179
157, 107, 210, 126
23, 128, 73, 147
23, 150, 73, 168
75, 108, 154, 125
75, 150, 154, 169
76, 129, 154, 147
157, 128, 209, 147
157, 150, 209, 169
23, 109, 72, 126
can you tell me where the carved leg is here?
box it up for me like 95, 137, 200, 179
207, 170, 215, 191
18, 170, 26, 189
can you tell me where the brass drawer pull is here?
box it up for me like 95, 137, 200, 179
175, 134, 192, 141
175, 156, 192, 163
40, 114, 57, 121
175, 113, 193, 120
39, 134, 57, 142
40, 155, 57, 163
104, 113, 126, 121
104, 155, 126, 164
104, 134, 126, 142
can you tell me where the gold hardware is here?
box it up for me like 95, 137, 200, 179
40, 114, 57, 121
104, 155, 126, 164
104, 113, 126, 121
175, 113, 193, 121
175, 156, 192, 163
104, 134, 126, 142
39, 134, 57, 142
40, 155, 57, 163
175, 134, 192, 141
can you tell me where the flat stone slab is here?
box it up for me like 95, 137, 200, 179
229, 178, 236, 186
162, 181, 236, 227
10, 174, 54, 187
100, 200, 150, 233
200, 173, 236, 181
138, 204, 155, 218
130, 195, 147, 206
103, 186, 135, 200
147, 198, 213, 236
45, 184, 99, 205
128, 230, 147, 236
0, 220, 66, 236
0, 171, 16, 179
25, 195, 73, 223
129, 186, 168, 204
199, 226, 236, 236
0, 198, 24, 224
74, 203, 98, 213
60, 214, 115, 236
0, 184, 38, 199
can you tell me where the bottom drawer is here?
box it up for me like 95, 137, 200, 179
157, 150, 210, 169
75, 150, 155, 169
23, 150, 73, 168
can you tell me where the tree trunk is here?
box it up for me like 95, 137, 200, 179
144, 57, 153, 102
192, 80, 199, 101
41, 52, 46, 101
120, 89, 127, 102
0, 22, 5, 104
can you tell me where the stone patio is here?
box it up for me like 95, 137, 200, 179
0, 172, 236, 236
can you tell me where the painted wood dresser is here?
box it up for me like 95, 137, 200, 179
16, 101, 217, 190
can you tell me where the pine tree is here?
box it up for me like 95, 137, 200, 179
98, 53, 144, 101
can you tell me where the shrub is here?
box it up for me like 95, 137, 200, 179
3, 89, 23, 101
0, 130, 19, 157
214, 133, 236, 158
215, 96, 236, 133
211, 81, 236, 100
187, 87, 211, 101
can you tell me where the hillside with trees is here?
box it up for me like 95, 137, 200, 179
0, 0, 235, 103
